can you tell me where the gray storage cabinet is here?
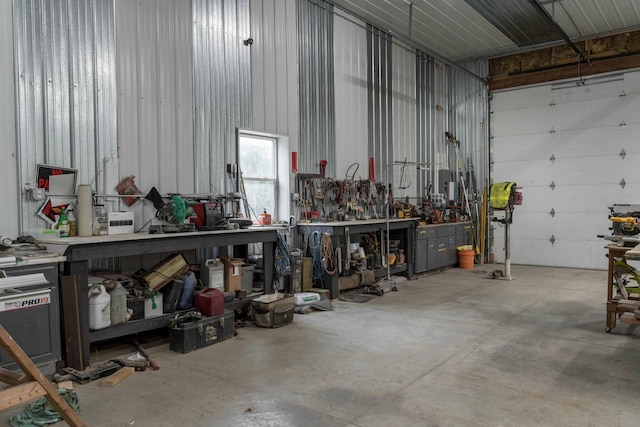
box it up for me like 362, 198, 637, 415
415, 222, 473, 272
0, 262, 62, 376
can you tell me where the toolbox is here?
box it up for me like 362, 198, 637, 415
168, 310, 234, 354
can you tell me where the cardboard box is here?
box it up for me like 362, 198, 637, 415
139, 253, 189, 291
221, 257, 244, 292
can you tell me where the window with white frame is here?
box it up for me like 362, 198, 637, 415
237, 129, 290, 224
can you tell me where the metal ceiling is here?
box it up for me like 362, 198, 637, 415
327, 0, 640, 62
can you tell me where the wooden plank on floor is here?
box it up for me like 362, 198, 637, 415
101, 367, 135, 387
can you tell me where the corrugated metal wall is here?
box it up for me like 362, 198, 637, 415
447, 60, 489, 201
416, 55, 488, 204
416, 54, 437, 197
116, 0, 193, 233
392, 42, 417, 200
333, 9, 368, 179
250, 0, 298, 141
298, 0, 335, 176
367, 25, 393, 186
0, 0, 18, 239
14, 0, 117, 233
193, 0, 251, 195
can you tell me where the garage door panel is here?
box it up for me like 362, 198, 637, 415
550, 126, 628, 156
492, 86, 551, 112
491, 105, 624, 140
491, 106, 556, 137
492, 225, 607, 270
493, 156, 629, 187
492, 162, 556, 187
492, 125, 634, 162
551, 97, 630, 131
551, 78, 625, 104
511, 238, 607, 269
491, 133, 556, 161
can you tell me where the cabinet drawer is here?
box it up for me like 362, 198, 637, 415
436, 225, 455, 237
416, 227, 436, 240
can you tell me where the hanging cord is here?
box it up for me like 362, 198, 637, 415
274, 229, 291, 290
322, 233, 337, 275
309, 231, 324, 281
345, 162, 360, 181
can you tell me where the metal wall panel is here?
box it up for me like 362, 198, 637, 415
298, 0, 335, 176
0, 0, 18, 239
333, 9, 368, 179
14, 0, 117, 234
250, 0, 298, 142
367, 25, 393, 186
193, 0, 251, 195
447, 60, 489, 203
116, 0, 193, 230
391, 41, 417, 200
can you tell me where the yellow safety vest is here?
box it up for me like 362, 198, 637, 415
489, 182, 516, 210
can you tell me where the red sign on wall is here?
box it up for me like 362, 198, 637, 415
36, 164, 77, 191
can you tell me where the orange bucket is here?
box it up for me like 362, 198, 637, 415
458, 249, 475, 270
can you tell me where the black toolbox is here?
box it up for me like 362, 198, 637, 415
168, 310, 234, 354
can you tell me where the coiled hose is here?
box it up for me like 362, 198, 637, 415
274, 229, 291, 286
310, 231, 323, 281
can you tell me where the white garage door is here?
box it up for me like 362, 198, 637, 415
491, 70, 640, 270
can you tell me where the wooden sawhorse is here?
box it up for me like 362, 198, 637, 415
0, 325, 85, 426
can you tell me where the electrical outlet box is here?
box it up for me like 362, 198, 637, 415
226, 163, 237, 174
31, 188, 45, 201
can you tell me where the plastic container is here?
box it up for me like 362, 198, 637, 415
145, 292, 163, 318
88, 284, 111, 330
177, 271, 197, 310
241, 264, 255, 292
194, 288, 225, 316
258, 209, 272, 225
458, 249, 475, 270
106, 281, 127, 325
201, 258, 224, 291
162, 280, 184, 313
93, 205, 108, 236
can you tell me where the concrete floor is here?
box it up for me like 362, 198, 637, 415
4, 264, 640, 426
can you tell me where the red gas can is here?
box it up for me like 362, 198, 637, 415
194, 288, 225, 316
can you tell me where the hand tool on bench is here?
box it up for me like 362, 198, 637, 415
132, 339, 160, 370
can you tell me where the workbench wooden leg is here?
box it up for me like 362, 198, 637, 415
606, 301, 618, 332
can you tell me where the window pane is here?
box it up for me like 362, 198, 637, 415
239, 136, 275, 178
244, 181, 275, 219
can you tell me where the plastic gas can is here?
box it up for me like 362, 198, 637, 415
89, 284, 111, 330
194, 288, 225, 316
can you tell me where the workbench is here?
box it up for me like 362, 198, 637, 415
40, 228, 279, 369
297, 218, 416, 298
605, 243, 640, 332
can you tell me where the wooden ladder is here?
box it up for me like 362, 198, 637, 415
0, 325, 86, 426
